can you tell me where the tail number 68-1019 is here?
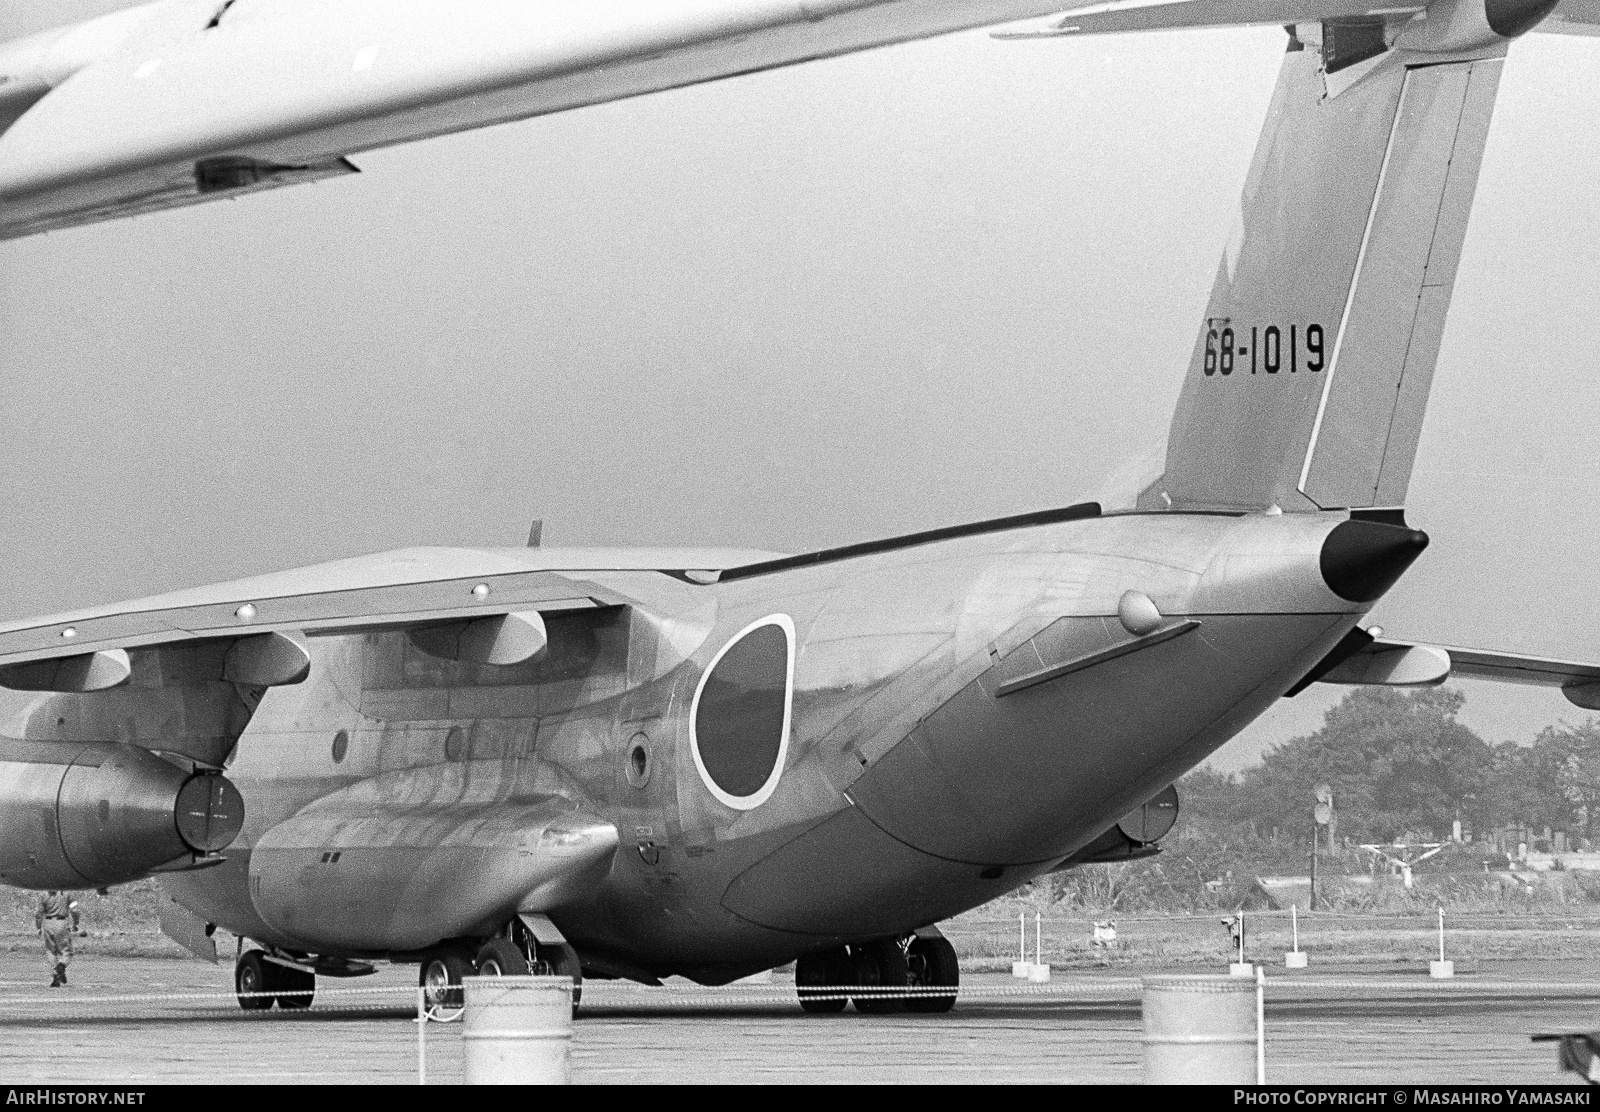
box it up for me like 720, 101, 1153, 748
1203, 323, 1324, 376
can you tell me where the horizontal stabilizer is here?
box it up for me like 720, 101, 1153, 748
1436, 644, 1600, 709
1333, 636, 1600, 710
1318, 637, 1450, 685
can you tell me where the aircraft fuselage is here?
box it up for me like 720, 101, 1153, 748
80, 507, 1395, 982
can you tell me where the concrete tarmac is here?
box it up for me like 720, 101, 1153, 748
0, 952, 1594, 1084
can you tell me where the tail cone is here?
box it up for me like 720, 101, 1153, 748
1320, 519, 1429, 603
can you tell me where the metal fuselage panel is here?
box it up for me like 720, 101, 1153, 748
46, 511, 1365, 978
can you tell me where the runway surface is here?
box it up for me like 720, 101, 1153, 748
0, 952, 1594, 1084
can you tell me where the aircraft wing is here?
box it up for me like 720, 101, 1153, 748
992, 0, 1422, 38
8, 0, 1597, 241
0, 545, 779, 686
0, 0, 1076, 241
991, 0, 1600, 38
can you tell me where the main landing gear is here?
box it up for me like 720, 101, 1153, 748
235, 950, 315, 1011
795, 932, 959, 1015
418, 924, 585, 1015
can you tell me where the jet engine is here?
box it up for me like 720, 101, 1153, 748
0, 741, 243, 889
1055, 784, 1180, 869
1406, 0, 1558, 51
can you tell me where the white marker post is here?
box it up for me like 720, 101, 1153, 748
417, 986, 427, 1086
1285, 904, 1308, 968
1012, 911, 1032, 978
1255, 966, 1267, 1084
1028, 911, 1051, 982
1430, 908, 1454, 978
1229, 911, 1253, 977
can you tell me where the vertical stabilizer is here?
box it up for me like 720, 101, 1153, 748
1140, 32, 1504, 513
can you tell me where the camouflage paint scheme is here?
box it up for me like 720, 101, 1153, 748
0, 0, 1576, 990
0, 508, 1373, 982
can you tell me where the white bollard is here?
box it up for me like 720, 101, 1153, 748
1033, 912, 1046, 980
1430, 908, 1454, 978
1286, 904, 1308, 968
1228, 911, 1251, 975
1142, 975, 1259, 1084
462, 975, 573, 1085
1012, 911, 1032, 978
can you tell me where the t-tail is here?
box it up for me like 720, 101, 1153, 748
1131, 0, 1558, 515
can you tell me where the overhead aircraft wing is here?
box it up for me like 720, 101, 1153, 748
8, 0, 1594, 240
0, 0, 1074, 240
992, 0, 1423, 38
991, 0, 1600, 38
0, 545, 780, 684
1542, 0, 1600, 36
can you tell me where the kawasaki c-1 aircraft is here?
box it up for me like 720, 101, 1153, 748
0, 0, 1593, 1013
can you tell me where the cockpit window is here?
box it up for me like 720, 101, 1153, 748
690, 615, 794, 810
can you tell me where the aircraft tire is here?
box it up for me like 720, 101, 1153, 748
273, 964, 316, 1010
796, 947, 850, 1014
235, 951, 273, 1011
419, 949, 472, 1010
904, 935, 959, 1014
474, 937, 530, 977
850, 939, 909, 1015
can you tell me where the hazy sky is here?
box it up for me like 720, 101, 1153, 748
5, 1, 1600, 772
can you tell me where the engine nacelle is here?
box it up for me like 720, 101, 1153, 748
1396, 0, 1558, 53
0, 741, 243, 889
1053, 784, 1181, 870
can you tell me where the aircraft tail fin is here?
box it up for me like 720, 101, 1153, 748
1139, 29, 1505, 513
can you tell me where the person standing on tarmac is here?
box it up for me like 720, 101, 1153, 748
34, 891, 80, 987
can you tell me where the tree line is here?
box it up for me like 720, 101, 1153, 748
1184, 687, 1600, 848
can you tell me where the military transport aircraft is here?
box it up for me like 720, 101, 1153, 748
0, 0, 1596, 1014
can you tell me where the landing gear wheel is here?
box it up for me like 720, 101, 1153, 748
235, 951, 273, 1011
272, 963, 316, 1009
420, 949, 472, 1011
850, 939, 909, 1015
905, 935, 959, 1013
796, 947, 850, 1014
474, 937, 530, 977
508, 919, 584, 1012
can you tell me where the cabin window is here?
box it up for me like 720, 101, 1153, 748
689, 615, 794, 810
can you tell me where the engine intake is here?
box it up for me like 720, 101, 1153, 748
0, 741, 243, 889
